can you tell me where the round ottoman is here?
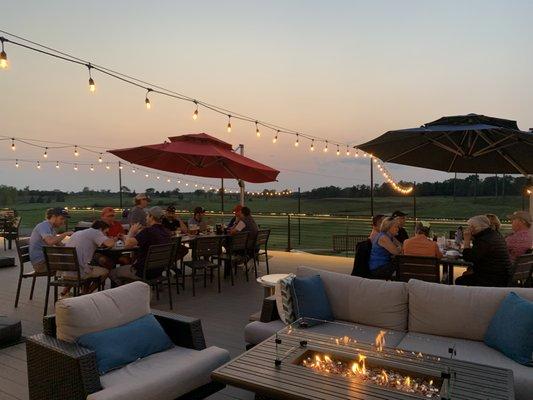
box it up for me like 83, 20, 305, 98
0, 317, 22, 346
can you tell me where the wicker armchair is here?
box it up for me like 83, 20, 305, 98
26, 310, 226, 400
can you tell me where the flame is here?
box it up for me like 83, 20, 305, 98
324, 355, 332, 363
429, 379, 433, 386
375, 330, 386, 352
404, 376, 411, 387
380, 369, 389, 383
343, 336, 350, 345
315, 355, 322, 363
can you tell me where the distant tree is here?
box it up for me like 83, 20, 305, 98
121, 186, 131, 193
145, 188, 155, 196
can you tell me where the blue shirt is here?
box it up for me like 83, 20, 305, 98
369, 232, 393, 271
29, 220, 56, 265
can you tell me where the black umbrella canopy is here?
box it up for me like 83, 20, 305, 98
356, 114, 533, 175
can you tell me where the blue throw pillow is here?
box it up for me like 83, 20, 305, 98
290, 275, 333, 323
76, 314, 173, 374
484, 292, 533, 366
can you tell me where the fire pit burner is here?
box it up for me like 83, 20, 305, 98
296, 350, 443, 399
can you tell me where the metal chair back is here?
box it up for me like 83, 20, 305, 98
228, 232, 249, 252
15, 237, 30, 265
143, 242, 175, 279
43, 246, 81, 280
193, 236, 221, 259
256, 229, 270, 247
509, 253, 533, 287
396, 255, 440, 283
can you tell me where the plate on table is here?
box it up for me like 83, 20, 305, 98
445, 249, 461, 258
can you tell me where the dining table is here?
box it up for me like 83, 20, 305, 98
439, 244, 473, 284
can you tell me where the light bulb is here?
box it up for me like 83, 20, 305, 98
273, 131, 279, 143
195, 184, 198, 188
192, 101, 199, 120
227, 115, 232, 133
90, 165, 94, 171
156, 176, 160, 180
185, 183, 189, 186
323, 142, 328, 153
37, 162, 41, 169
11, 138, 15, 151
294, 135, 299, 147
177, 180, 181, 184
166, 178, 171, 183
74, 164, 78, 171
88, 77, 96, 93
15, 159, 19, 168
346, 147, 350, 156
310, 140, 315, 151
336, 146, 340, 156
119, 164, 123, 170
255, 122, 260, 137
145, 89, 152, 110
98, 154, 103, 163
56, 161, 60, 169
74, 146, 79, 157
145, 174, 149, 178
0, 39, 8, 69
105, 164, 110, 170
132, 167, 136, 173
43, 148, 48, 158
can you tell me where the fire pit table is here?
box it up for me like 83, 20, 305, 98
212, 318, 514, 399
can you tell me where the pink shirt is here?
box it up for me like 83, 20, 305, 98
505, 229, 533, 262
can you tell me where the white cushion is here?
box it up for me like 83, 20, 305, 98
408, 279, 533, 341
87, 346, 230, 400
397, 332, 532, 400
297, 266, 409, 331
56, 282, 151, 342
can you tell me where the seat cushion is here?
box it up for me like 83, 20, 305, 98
397, 332, 532, 400
244, 319, 406, 348
407, 279, 533, 341
56, 281, 150, 342
87, 346, 230, 400
297, 266, 408, 331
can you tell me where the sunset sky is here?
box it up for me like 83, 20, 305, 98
1, 0, 532, 193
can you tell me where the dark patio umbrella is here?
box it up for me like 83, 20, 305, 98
356, 114, 533, 175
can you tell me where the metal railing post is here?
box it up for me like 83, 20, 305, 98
286, 214, 291, 252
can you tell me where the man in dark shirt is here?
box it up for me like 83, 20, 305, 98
161, 205, 186, 233
110, 206, 172, 284
392, 210, 409, 243
229, 206, 259, 249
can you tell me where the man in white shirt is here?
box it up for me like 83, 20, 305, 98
66, 220, 116, 293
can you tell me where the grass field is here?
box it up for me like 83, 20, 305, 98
6, 193, 522, 255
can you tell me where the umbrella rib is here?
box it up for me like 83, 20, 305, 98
478, 132, 527, 175
442, 133, 465, 155
426, 137, 464, 156
471, 134, 516, 157
386, 142, 431, 162
447, 130, 469, 172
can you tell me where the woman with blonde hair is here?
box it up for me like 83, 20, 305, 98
368, 216, 401, 279
486, 214, 501, 233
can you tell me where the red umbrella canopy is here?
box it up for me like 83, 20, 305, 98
108, 133, 280, 183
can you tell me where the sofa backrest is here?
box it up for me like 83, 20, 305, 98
297, 266, 409, 331
56, 281, 151, 342
408, 279, 533, 341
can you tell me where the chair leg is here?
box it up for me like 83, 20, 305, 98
54, 285, 58, 304
167, 273, 173, 310
174, 269, 180, 295
29, 275, 37, 300
181, 260, 186, 290
14, 273, 23, 307
265, 250, 270, 274
155, 283, 160, 300
43, 277, 51, 316
245, 261, 249, 282
192, 268, 196, 297
203, 268, 207, 288
217, 265, 221, 293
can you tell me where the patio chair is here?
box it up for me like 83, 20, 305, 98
42, 246, 102, 316
1, 216, 20, 250
26, 282, 229, 400
253, 229, 271, 274
508, 253, 533, 287
218, 232, 250, 284
14, 237, 49, 307
138, 242, 176, 310
184, 236, 221, 296
351, 238, 371, 277
170, 236, 186, 294
396, 255, 440, 283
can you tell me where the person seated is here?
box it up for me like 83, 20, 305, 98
188, 206, 207, 233
391, 211, 409, 243
100, 207, 125, 237
29, 207, 73, 273
127, 193, 151, 226
369, 214, 384, 241
110, 207, 172, 285
368, 216, 401, 279
486, 213, 502, 233
402, 221, 443, 258
161, 205, 187, 234
229, 206, 259, 250
227, 204, 242, 230
454, 226, 464, 245
64, 220, 116, 293
455, 215, 511, 287
505, 211, 532, 262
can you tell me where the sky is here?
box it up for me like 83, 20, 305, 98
1, 0, 532, 193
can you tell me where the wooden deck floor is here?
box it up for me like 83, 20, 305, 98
0, 244, 353, 400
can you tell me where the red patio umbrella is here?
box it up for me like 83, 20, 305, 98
108, 133, 279, 183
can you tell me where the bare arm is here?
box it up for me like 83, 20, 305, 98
378, 235, 401, 255
42, 232, 72, 246
101, 237, 116, 248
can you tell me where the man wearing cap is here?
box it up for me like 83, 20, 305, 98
402, 221, 443, 258
29, 208, 74, 273
505, 211, 533, 262
110, 206, 172, 284
128, 193, 151, 226
188, 206, 207, 232
161, 205, 187, 234
391, 211, 409, 243
100, 207, 125, 237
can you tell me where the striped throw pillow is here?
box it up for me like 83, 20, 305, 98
275, 273, 296, 324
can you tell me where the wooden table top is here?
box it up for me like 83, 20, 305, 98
213, 328, 514, 400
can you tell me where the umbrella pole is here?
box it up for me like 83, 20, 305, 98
221, 178, 225, 215
118, 161, 123, 210
239, 144, 245, 206
370, 157, 374, 217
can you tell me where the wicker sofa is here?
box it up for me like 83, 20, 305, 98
245, 266, 533, 400
26, 282, 230, 400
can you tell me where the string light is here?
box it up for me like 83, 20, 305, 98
87, 64, 95, 93
346, 146, 350, 156
255, 121, 260, 137
55, 161, 60, 169
156, 175, 160, 180
336, 145, 340, 156
227, 115, 232, 133
166, 178, 171, 183
192, 101, 199, 120
37, 161, 41, 169
98, 153, 103, 163
74, 145, 79, 157
310, 140, 315, 151
89, 164, 94, 171
74, 163, 78, 171
294, 134, 299, 147
145, 173, 149, 178
15, 159, 19, 168
0, 38, 8, 69
43, 147, 48, 158
11, 138, 15, 151
118, 164, 123, 170
105, 163, 110, 170
273, 130, 279, 143
145, 89, 152, 110
323, 141, 328, 153
131, 167, 136, 173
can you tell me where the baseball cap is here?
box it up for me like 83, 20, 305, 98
508, 211, 532, 226
392, 210, 407, 218
135, 193, 151, 201
193, 206, 205, 214
146, 206, 165, 219
233, 204, 243, 213
101, 207, 115, 216
47, 207, 70, 218
166, 205, 177, 213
